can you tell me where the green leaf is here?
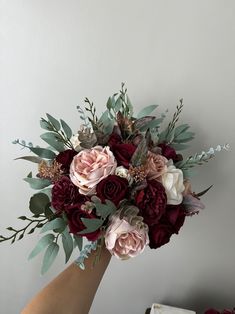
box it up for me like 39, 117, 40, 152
29, 147, 56, 159
60, 119, 72, 139
114, 96, 122, 111
93, 200, 116, 219
40, 218, 66, 233
174, 131, 195, 142
46, 113, 61, 131
45, 205, 54, 219
126, 95, 134, 116
28, 234, 55, 260
106, 97, 113, 110
14, 156, 42, 163
139, 118, 163, 132
62, 229, 74, 263
79, 218, 103, 234
40, 119, 53, 131
137, 105, 158, 119
24, 177, 51, 190
29, 193, 50, 215
41, 242, 59, 275
41, 188, 52, 200
170, 143, 190, 151
130, 137, 148, 167
40, 132, 65, 152
174, 124, 190, 137
74, 235, 83, 251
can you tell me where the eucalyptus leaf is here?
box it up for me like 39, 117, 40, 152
40, 119, 53, 131
41, 242, 59, 275
62, 229, 74, 263
174, 131, 195, 141
60, 119, 72, 139
29, 193, 50, 215
24, 177, 51, 190
29, 147, 56, 159
79, 218, 103, 234
94, 200, 116, 219
14, 156, 42, 164
40, 218, 66, 233
46, 113, 61, 131
74, 235, 83, 251
41, 188, 52, 200
170, 143, 190, 151
130, 137, 148, 167
139, 118, 163, 132
114, 96, 122, 111
133, 116, 155, 130
28, 234, 55, 260
174, 124, 190, 137
40, 132, 65, 152
137, 105, 158, 119
126, 95, 133, 116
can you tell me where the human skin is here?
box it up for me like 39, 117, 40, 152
21, 246, 111, 314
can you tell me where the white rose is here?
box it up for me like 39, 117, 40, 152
115, 166, 133, 184
161, 165, 185, 205
70, 134, 81, 151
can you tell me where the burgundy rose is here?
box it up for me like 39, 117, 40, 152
108, 132, 136, 168
149, 223, 174, 249
158, 143, 182, 163
111, 143, 136, 168
66, 204, 100, 241
56, 149, 77, 173
135, 180, 167, 226
108, 133, 122, 147
52, 176, 86, 212
96, 175, 129, 206
204, 310, 221, 314
163, 204, 186, 234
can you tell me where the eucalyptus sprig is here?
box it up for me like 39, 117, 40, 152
84, 97, 99, 127
176, 144, 230, 171
77, 105, 90, 128
0, 215, 47, 244
74, 241, 98, 270
40, 114, 74, 150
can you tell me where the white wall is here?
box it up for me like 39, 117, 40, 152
0, 1, 234, 313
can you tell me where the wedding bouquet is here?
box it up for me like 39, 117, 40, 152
0, 84, 229, 274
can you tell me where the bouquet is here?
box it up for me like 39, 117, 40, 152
0, 84, 229, 274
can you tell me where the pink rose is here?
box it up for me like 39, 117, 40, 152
105, 215, 149, 260
146, 151, 168, 180
70, 146, 117, 195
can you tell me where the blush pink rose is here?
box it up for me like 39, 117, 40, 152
105, 217, 149, 260
146, 151, 168, 180
70, 146, 117, 195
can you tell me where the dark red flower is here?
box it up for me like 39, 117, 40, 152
149, 223, 174, 249
148, 204, 186, 249
158, 143, 182, 163
162, 204, 186, 234
52, 176, 85, 212
108, 133, 122, 147
204, 309, 220, 314
66, 204, 100, 241
96, 175, 129, 206
112, 143, 136, 168
135, 180, 167, 226
56, 149, 77, 173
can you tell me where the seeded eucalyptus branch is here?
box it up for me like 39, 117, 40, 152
0, 215, 48, 244
176, 144, 230, 170
84, 98, 99, 127
164, 99, 184, 140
